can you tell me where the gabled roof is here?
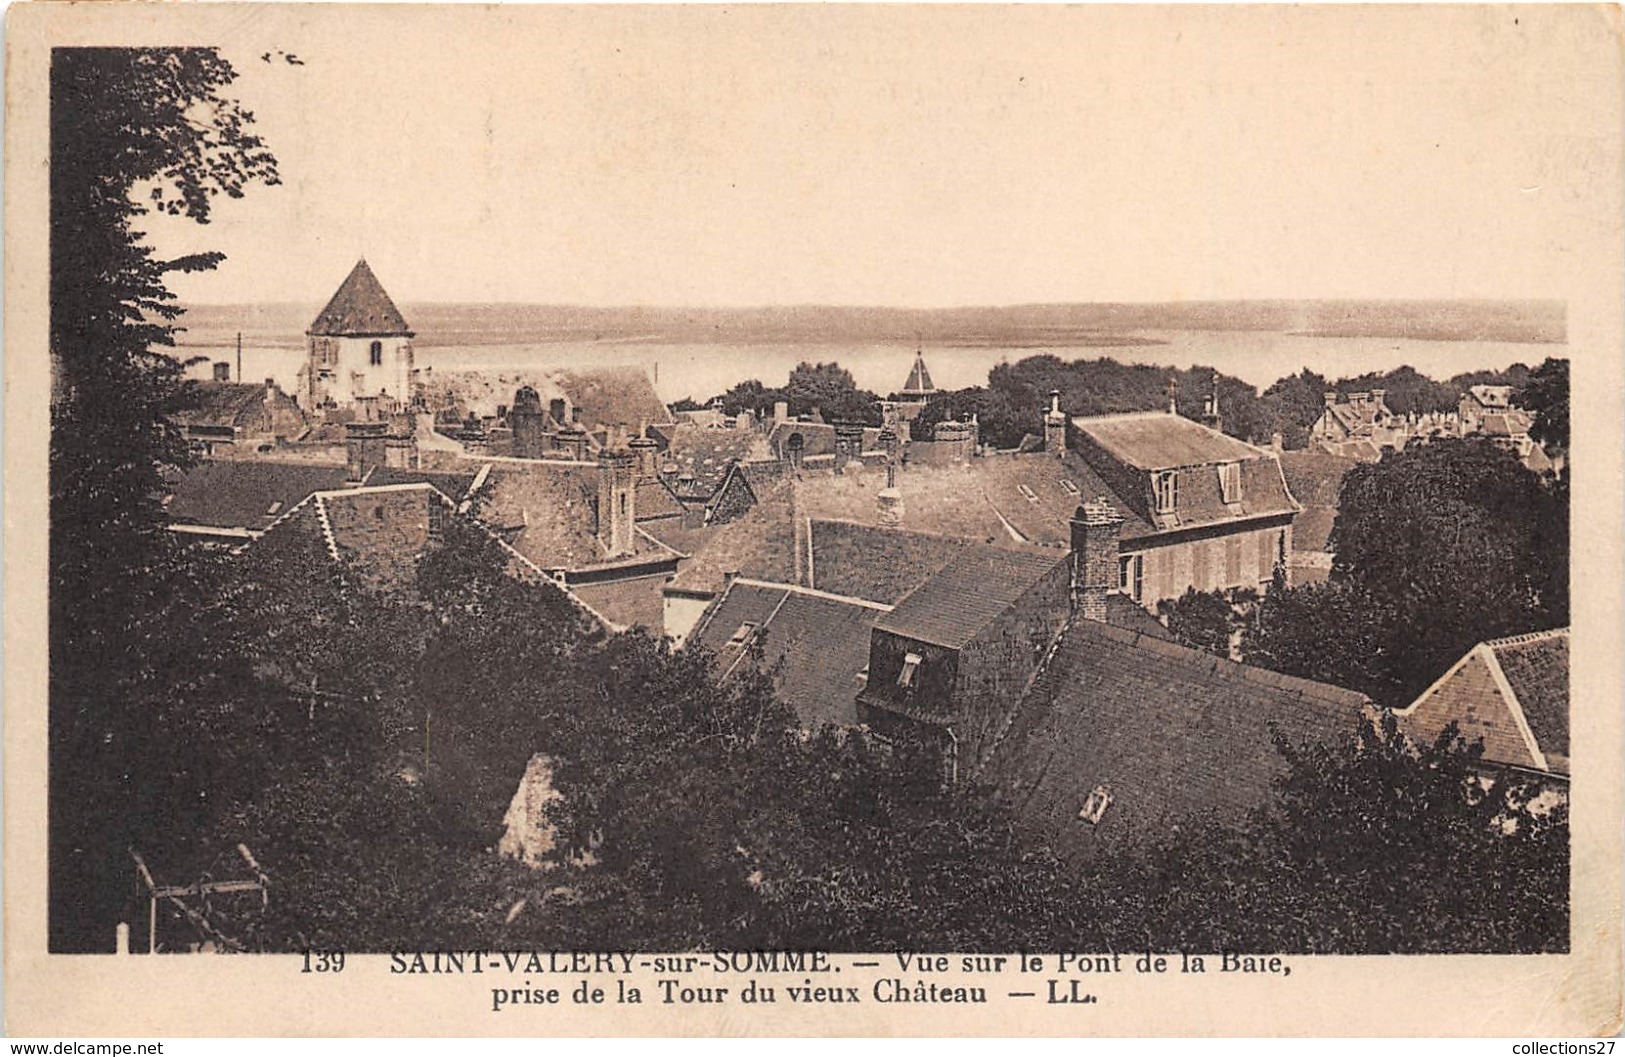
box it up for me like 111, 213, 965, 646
987, 617, 1371, 858
1278, 451, 1357, 553
901, 351, 935, 395
690, 579, 891, 728
171, 382, 272, 428
1467, 384, 1516, 410
807, 519, 975, 604
478, 462, 667, 572
1072, 411, 1264, 471
308, 260, 413, 337
659, 424, 771, 500
1395, 627, 1569, 776
664, 474, 799, 594
875, 544, 1068, 649
791, 451, 1154, 546
248, 481, 617, 627
164, 459, 353, 533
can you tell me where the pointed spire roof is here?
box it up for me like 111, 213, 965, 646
901, 350, 935, 396
308, 259, 414, 337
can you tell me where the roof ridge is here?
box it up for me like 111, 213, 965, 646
731, 577, 895, 612
1072, 617, 1369, 707
1484, 627, 1569, 650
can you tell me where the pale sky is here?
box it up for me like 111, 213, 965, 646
138, 5, 1621, 308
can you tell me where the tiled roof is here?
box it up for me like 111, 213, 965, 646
308, 260, 413, 337
807, 520, 975, 604
665, 476, 798, 593
792, 453, 1153, 547
571, 575, 669, 632
164, 459, 352, 532
1072, 411, 1265, 471
1480, 412, 1532, 437
171, 382, 268, 428
1488, 629, 1569, 763
1278, 450, 1355, 554
367, 466, 480, 500
875, 545, 1069, 649
1395, 628, 1569, 776
691, 580, 888, 728
659, 424, 771, 499
636, 477, 687, 521
987, 617, 1370, 858
478, 462, 663, 571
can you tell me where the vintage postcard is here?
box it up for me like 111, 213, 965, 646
5, 3, 1622, 1039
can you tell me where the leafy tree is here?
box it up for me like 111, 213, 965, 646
1519, 357, 1570, 453
1333, 365, 1459, 416
1248, 438, 1567, 707
785, 361, 882, 425
49, 47, 279, 950
1118, 713, 1568, 953
1259, 368, 1328, 449
1156, 588, 1241, 658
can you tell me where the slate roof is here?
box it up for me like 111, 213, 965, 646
806, 520, 975, 604
664, 475, 798, 594
1395, 628, 1569, 776
1278, 451, 1357, 553
875, 545, 1069, 649
690, 580, 889, 728
165, 459, 352, 533
659, 424, 771, 499
987, 617, 1371, 858
478, 463, 665, 571
636, 477, 687, 521
571, 575, 669, 632
308, 260, 413, 337
1072, 411, 1265, 471
171, 382, 271, 428
901, 351, 935, 395
367, 466, 481, 500
791, 453, 1153, 547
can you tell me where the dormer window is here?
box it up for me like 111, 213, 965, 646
898, 652, 923, 689
1060, 479, 1080, 497
369, 340, 384, 366
1078, 784, 1113, 825
1017, 483, 1038, 504
1153, 471, 1178, 514
726, 622, 757, 648
265, 501, 283, 516
1219, 462, 1242, 504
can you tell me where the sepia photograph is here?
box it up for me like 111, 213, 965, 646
6, 2, 1622, 1038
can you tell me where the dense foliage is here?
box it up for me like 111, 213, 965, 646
1248, 439, 1568, 707
49, 47, 279, 951
716, 362, 883, 426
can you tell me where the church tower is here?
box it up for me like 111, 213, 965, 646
303, 260, 415, 416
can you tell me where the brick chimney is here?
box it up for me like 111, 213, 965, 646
1044, 389, 1067, 456
1323, 391, 1337, 408
345, 421, 388, 483
511, 386, 546, 459
1070, 496, 1124, 622
629, 430, 661, 478
384, 414, 419, 470
597, 448, 637, 558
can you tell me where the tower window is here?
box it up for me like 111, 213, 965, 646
369, 340, 383, 366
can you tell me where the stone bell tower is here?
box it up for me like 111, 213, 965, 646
303, 259, 415, 415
